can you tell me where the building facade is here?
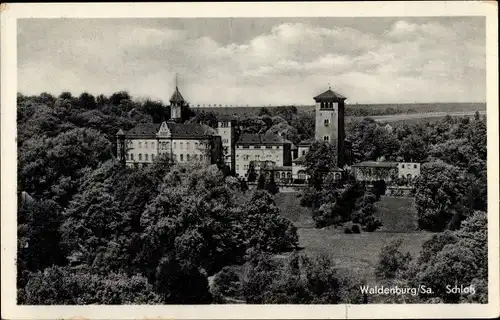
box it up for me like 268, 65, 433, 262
234, 132, 292, 178
117, 85, 223, 168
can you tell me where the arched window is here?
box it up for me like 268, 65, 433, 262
281, 172, 286, 179
130, 154, 134, 161
138, 153, 142, 161
298, 170, 306, 180
151, 154, 155, 161
180, 142, 184, 149
194, 154, 198, 161
287, 172, 292, 180
335, 173, 341, 180
180, 154, 184, 161
145, 154, 149, 161
407, 174, 412, 180
144, 141, 148, 148
186, 142, 190, 150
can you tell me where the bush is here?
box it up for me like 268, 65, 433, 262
212, 267, 243, 299
351, 224, 361, 234
375, 239, 412, 280
343, 222, 353, 234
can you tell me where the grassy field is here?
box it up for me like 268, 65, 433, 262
193, 102, 486, 119
274, 193, 432, 284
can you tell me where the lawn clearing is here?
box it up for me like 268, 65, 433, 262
275, 192, 432, 284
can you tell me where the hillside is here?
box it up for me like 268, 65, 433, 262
274, 193, 432, 284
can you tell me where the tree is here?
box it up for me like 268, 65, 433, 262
375, 239, 412, 280
256, 173, 266, 189
246, 162, 257, 182
414, 161, 473, 232
20, 266, 161, 305
17, 200, 67, 288
265, 171, 280, 195
304, 141, 337, 190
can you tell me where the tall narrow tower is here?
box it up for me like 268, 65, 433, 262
313, 86, 347, 167
169, 74, 185, 122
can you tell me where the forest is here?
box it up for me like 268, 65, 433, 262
17, 91, 487, 304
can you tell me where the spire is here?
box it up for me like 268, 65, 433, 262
175, 73, 178, 89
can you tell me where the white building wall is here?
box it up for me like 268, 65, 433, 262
398, 162, 421, 179
125, 137, 211, 166
235, 145, 284, 178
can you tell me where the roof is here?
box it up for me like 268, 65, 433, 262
217, 115, 237, 122
351, 161, 398, 168
313, 88, 346, 102
236, 132, 288, 145
169, 87, 185, 103
292, 155, 306, 163
298, 138, 314, 146
125, 123, 161, 135
123, 122, 214, 138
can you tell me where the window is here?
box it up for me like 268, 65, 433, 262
180, 154, 184, 161
323, 136, 329, 142
145, 154, 148, 161
180, 142, 184, 149
236, 165, 239, 171
138, 153, 142, 161
131, 154, 134, 161
174, 154, 177, 160
256, 155, 260, 160
138, 142, 142, 148
243, 146, 249, 149
243, 155, 249, 161
195, 142, 199, 148
266, 146, 272, 149
151, 154, 155, 161
324, 119, 330, 126
187, 154, 190, 161
281, 172, 286, 179
194, 154, 198, 161
165, 141, 169, 149
145, 141, 148, 148
186, 142, 190, 150
222, 139, 228, 144
173, 142, 176, 149
152, 142, 155, 148
302, 150, 306, 156
414, 164, 417, 169
402, 164, 405, 168
298, 170, 306, 180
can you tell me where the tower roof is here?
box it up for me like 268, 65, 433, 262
169, 86, 185, 103
313, 88, 346, 102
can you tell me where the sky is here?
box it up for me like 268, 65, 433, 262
17, 17, 486, 105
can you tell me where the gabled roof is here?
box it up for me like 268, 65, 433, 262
169, 86, 185, 103
313, 88, 346, 102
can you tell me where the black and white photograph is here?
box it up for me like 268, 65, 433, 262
1, 2, 499, 319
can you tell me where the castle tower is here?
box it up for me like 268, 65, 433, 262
217, 117, 236, 171
313, 86, 347, 167
169, 75, 185, 122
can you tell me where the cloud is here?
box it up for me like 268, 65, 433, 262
17, 18, 485, 104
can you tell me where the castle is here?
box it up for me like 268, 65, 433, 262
116, 84, 420, 185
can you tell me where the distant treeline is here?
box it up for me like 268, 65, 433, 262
193, 102, 486, 119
